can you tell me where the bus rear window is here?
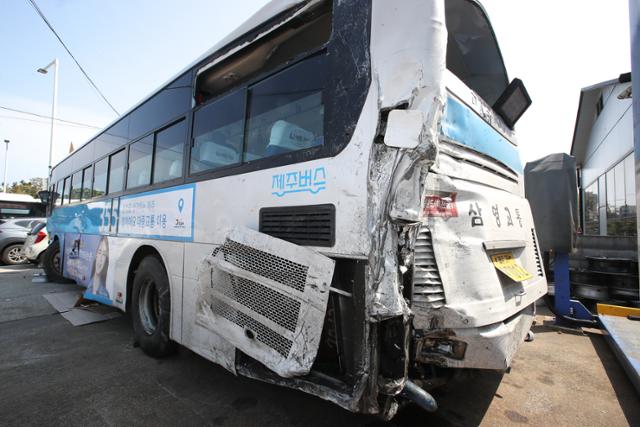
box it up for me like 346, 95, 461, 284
445, 0, 508, 106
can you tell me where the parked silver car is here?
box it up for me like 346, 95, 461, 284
23, 222, 48, 265
0, 218, 44, 265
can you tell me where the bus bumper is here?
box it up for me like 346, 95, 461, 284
414, 302, 535, 370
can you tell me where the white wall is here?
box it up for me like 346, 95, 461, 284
581, 82, 633, 187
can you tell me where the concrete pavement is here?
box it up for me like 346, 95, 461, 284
0, 266, 638, 426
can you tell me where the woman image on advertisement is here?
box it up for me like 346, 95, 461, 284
91, 236, 110, 298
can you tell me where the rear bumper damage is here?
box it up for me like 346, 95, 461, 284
414, 303, 536, 370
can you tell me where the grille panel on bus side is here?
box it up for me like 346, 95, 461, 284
412, 226, 446, 309
222, 239, 308, 293
531, 228, 544, 277
197, 227, 335, 378
259, 204, 336, 247
218, 275, 301, 333
211, 298, 293, 357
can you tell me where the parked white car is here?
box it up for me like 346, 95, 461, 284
22, 223, 48, 265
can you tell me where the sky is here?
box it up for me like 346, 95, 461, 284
0, 0, 633, 185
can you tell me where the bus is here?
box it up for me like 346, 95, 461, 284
0, 193, 46, 219
44, 0, 547, 418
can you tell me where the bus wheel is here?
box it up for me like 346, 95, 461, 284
132, 256, 176, 357
43, 240, 71, 283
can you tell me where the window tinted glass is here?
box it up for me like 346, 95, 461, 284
63, 176, 71, 204
244, 55, 326, 162
70, 170, 83, 203
127, 135, 153, 188
81, 166, 93, 200
584, 182, 598, 235
129, 73, 192, 141
445, 0, 508, 105
191, 91, 245, 174
108, 149, 126, 194
153, 120, 186, 183
93, 158, 108, 197
55, 179, 63, 207
94, 117, 130, 160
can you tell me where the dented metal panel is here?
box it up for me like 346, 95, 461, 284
196, 227, 335, 378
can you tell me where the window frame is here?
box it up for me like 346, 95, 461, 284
81, 165, 93, 201
187, 49, 330, 182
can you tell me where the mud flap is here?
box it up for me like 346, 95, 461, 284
196, 227, 335, 378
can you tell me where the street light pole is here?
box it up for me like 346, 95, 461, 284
3, 139, 9, 193
37, 58, 59, 181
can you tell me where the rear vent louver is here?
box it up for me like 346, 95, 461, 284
530, 228, 544, 277
412, 226, 446, 309
259, 204, 335, 247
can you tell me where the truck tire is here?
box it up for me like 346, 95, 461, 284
132, 256, 176, 357
43, 240, 72, 283
2, 243, 27, 265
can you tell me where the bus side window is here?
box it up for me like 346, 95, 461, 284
108, 149, 126, 194
93, 157, 108, 197
244, 54, 326, 162
81, 165, 93, 200
70, 170, 82, 203
191, 91, 244, 174
127, 135, 153, 189
62, 176, 71, 205
55, 180, 63, 207
153, 120, 186, 183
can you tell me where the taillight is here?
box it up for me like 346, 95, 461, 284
34, 230, 47, 244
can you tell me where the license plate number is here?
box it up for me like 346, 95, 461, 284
491, 252, 533, 282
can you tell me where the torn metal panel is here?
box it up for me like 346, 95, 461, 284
365, 0, 447, 325
196, 227, 335, 378
371, 0, 446, 110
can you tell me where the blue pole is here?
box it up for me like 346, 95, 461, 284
554, 252, 570, 319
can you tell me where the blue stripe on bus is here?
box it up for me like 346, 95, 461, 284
441, 96, 522, 173
83, 290, 113, 307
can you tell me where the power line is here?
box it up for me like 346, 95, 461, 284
0, 105, 103, 129
0, 114, 101, 130
26, 0, 120, 116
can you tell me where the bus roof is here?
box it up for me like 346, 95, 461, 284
0, 193, 41, 203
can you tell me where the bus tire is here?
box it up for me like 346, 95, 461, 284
131, 256, 176, 358
42, 240, 72, 283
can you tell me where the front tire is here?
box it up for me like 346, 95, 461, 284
132, 256, 176, 357
2, 244, 26, 265
43, 240, 72, 283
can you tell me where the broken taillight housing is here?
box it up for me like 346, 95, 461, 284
34, 230, 47, 244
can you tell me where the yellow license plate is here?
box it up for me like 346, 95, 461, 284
490, 252, 533, 282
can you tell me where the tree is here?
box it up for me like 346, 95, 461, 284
5, 178, 46, 198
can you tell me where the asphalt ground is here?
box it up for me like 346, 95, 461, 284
0, 265, 638, 426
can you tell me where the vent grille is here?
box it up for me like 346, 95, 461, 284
259, 204, 336, 247
211, 298, 293, 357
413, 226, 446, 309
222, 240, 308, 293
531, 228, 544, 277
217, 275, 301, 332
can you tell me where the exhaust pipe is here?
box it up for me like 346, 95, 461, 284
400, 380, 438, 412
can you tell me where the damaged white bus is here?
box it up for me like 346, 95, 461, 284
43, 0, 547, 418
